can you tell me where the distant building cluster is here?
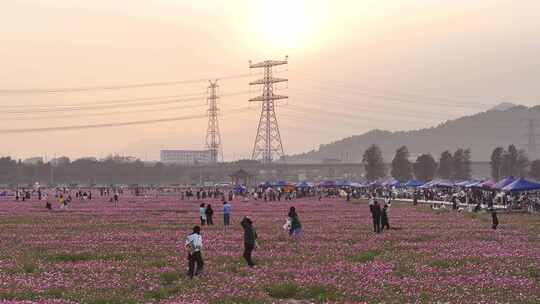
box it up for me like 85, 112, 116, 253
160, 150, 211, 165
23, 157, 44, 165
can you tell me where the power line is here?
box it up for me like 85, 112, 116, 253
0, 107, 254, 134
0, 103, 209, 121
0, 73, 253, 95
0, 90, 251, 114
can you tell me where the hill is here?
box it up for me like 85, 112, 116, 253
287, 104, 539, 162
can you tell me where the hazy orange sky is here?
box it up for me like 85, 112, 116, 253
1, 0, 539, 161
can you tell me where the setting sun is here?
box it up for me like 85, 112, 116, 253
248, 0, 328, 49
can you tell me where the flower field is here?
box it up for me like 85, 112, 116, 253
1, 196, 539, 304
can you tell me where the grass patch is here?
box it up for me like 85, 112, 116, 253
393, 262, 416, 278
429, 259, 452, 269
210, 296, 265, 304
526, 266, 539, 281
82, 294, 138, 304
302, 285, 343, 303
265, 282, 300, 299
265, 283, 342, 303
160, 271, 182, 285
347, 249, 381, 263
22, 261, 39, 274
43, 252, 125, 263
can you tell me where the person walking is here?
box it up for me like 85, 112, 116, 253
199, 203, 207, 226
381, 201, 390, 231
223, 201, 232, 230
240, 216, 257, 267
184, 226, 204, 278
205, 204, 214, 226
113, 192, 119, 207
491, 208, 499, 230
288, 207, 302, 239
370, 199, 381, 233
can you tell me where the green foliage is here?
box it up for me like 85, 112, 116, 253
22, 261, 38, 274
159, 271, 182, 285
362, 144, 386, 181
43, 252, 125, 263
452, 148, 472, 180
429, 260, 451, 269
210, 297, 265, 304
265, 282, 300, 299
391, 146, 413, 182
83, 295, 138, 304
414, 153, 438, 182
347, 249, 381, 263
438, 150, 453, 179
302, 285, 343, 303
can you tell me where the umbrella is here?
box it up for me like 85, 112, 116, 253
501, 178, 540, 192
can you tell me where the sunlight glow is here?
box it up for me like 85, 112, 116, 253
249, 0, 329, 50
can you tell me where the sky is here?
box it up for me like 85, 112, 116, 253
1, 0, 540, 161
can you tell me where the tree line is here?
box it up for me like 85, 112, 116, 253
362, 145, 472, 182
364, 143, 540, 182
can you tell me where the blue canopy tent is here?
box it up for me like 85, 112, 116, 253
501, 178, 540, 192
471, 179, 496, 189
454, 180, 472, 187
336, 180, 352, 187
350, 182, 363, 188
234, 184, 247, 193
419, 179, 439, 189
296, 181, 314, 188
493, 176, 517, 190
465, 180, 484, 188
384, 179, 401, 187
259, 181, 273, 189
405, 180, 425, 188
319, 180, 337, 188
273, 181, 290, 187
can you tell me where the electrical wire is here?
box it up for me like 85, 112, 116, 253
0, 73, 253, 95
0, 90, 252, 115
0, 107, 255, 133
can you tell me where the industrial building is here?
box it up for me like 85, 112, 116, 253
160, 150, 211, 165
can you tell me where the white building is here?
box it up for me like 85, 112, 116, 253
160, 150, 211, 165
23, 157, 44, 165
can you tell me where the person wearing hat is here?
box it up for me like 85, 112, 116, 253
240, 216, 257, 267
185, 226, 204, 278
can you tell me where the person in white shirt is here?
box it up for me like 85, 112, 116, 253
185, 226, 203, 278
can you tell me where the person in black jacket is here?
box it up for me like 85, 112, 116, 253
205, 204, 214, 226
240, 216, 257, 267
370, 200, 381, 233
381, 202, 390, 231
491, 208, 499, 230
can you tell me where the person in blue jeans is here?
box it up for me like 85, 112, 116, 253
223, 201, 232, 231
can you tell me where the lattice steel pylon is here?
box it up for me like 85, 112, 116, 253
249, 56, 288, 164
206, 80, 222, 163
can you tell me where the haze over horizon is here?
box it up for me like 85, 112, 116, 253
2, 0, 540, 161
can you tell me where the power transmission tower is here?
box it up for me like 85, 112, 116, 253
205, 80, 222, 163
249, 56, 288, 164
